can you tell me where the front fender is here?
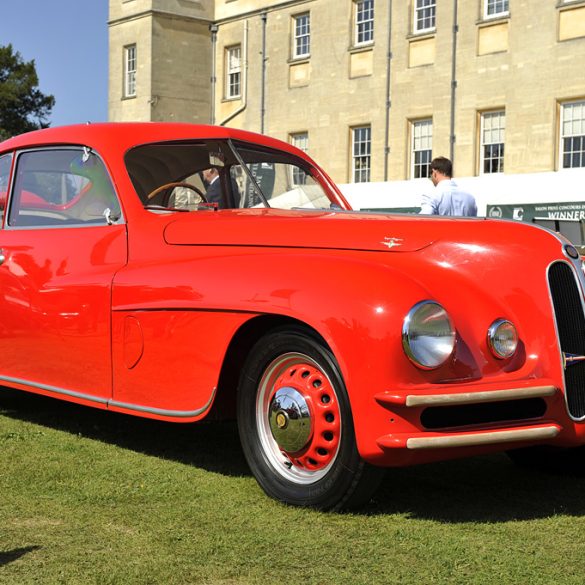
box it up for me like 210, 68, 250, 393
112, 245, 432, 438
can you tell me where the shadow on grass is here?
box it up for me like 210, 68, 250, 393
0, 387, 249, 477
366, 451, 585, 521
0, 546, 41, 568
3, 387, 585, 522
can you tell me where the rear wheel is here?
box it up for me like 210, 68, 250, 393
237, 328, 383, 510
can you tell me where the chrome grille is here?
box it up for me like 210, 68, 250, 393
548, 261, 585, 418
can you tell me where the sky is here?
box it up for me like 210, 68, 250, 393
0, 1, 109, 127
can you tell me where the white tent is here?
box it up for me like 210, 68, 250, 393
339, 169, 585, 218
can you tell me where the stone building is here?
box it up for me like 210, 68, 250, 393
108, 0, 585, 185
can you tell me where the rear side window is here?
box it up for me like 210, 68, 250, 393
8, 148, 122, 228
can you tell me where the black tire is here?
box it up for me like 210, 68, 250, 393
237, 328, 384, 511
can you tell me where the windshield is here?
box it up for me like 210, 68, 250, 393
124, 139, 338, 211
229, 142, 334, 209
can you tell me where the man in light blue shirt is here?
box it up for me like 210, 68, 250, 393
419, 156, 477, 216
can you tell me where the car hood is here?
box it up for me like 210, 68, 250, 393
163, 209, 460, 253
163, 208, 562, 256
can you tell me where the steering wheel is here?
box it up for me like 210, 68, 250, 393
146, 182, 207, 204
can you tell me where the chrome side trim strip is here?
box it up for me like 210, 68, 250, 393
404, 385, 557, 407
406, 425, 560, 450
109, 391, 216, 418
0, 374, 110, 405
0, 374, 215, 419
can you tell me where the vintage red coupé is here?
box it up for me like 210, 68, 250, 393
0, 123, 584, 509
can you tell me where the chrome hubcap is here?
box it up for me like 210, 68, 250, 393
269, 387, 312, 453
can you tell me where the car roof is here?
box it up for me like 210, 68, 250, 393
0, 123, 305, 160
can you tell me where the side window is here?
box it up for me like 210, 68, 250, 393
0, 153, 12, 214
8, 149, 121, 227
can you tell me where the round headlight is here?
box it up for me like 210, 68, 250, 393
402, 301, 456, 369
488, 319, 518, 359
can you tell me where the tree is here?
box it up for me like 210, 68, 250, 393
0, 44, 55, 141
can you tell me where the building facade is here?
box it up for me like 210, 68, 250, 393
109, 0, 585, 185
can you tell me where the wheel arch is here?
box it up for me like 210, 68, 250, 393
208, 314, 331, 419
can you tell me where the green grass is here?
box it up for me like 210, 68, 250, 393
2, 388, 585, 584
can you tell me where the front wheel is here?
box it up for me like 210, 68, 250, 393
237, 329, 383, 510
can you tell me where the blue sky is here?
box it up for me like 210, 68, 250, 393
0, 1, 109, 127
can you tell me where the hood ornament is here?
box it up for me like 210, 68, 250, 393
563, 352, 585, 368
381, 237, 403, 249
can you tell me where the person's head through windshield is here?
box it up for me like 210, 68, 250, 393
202, 167, 219, 188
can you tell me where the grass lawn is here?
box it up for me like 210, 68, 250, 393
1, 388, 585, 584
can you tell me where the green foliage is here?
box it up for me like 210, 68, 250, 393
2, 389, 585, 584
0, 44, 55, 141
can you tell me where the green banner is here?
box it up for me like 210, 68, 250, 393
486, 201, 585, 222
487, 201, 585, 246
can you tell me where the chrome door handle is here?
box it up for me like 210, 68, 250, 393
0, 249, 5, 265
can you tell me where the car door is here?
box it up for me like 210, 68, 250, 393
0, 147, 127, 403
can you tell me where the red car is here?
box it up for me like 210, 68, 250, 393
0, 123, 583, 509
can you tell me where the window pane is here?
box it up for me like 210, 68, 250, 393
486, 0, 509, 17
561, 102, 585, 169
352, 126, 371, 183
226, 46, 241, 98
294, 13, 310, 57
412, 119, 433, 178
356, 0, 374, 44
481, 111, 505, 174
125, 45, 136, 98
415, 0, 436, 32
